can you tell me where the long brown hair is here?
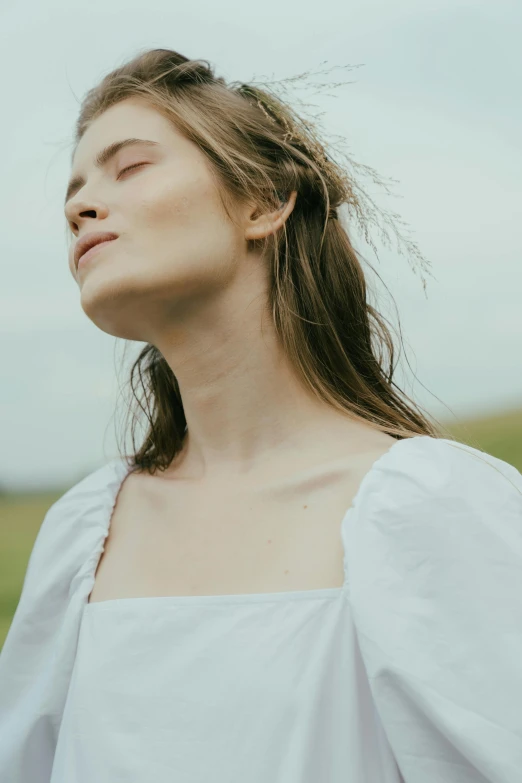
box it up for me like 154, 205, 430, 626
68, 48, 458, 474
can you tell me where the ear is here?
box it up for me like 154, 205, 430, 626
244, 190, 298, 241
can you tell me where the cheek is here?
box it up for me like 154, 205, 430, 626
130, 178, 241, 275
128, 157, 202, 217
136, 173, 218, 230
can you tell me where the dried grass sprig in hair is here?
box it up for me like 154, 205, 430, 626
231, 62, 436, 297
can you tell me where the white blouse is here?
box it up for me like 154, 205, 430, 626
1, 435, 522, 782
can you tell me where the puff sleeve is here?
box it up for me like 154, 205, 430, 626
0, 459, 129, 782
346, 436, 522, 783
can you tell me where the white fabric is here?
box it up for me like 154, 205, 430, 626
1, 435, 522, 782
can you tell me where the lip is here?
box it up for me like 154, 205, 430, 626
74, 231, 119, 269
77, 239, 117, 271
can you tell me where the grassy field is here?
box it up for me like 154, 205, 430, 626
1, 405, 521, 649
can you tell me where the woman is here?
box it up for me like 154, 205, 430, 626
1, 49, 521, 782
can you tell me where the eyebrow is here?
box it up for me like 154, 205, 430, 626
64, 138, 160, 206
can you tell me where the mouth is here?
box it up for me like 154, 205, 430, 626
77, 238, 117, 271
74, 231, 120, 270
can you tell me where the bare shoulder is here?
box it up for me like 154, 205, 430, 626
108, 465, 160, 533
322, 429, 398, 486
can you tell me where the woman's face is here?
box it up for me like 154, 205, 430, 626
65, 97, 254, 342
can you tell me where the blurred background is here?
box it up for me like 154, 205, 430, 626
1, 0, 521, 647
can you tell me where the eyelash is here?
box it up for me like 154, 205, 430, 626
117, 162, 147, 178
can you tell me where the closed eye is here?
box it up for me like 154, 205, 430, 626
117, 162, 147, 178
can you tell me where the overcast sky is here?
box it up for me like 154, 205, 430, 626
1, 0, 520, 490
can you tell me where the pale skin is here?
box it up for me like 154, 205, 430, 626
65, 96, 396, 601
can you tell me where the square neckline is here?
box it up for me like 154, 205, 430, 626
84, 434, 431, 611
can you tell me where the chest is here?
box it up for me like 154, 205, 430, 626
88, 452, 383, 603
